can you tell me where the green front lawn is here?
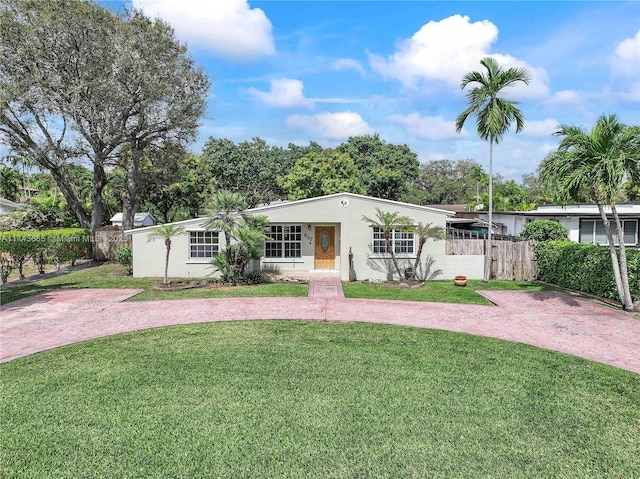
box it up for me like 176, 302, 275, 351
0, 262, 307, 305
2, 321, 638, 478
343, 279, 554, 304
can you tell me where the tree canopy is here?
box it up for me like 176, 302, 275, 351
0, 0, 209, 233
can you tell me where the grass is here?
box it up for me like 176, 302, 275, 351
0, 262, 307, 305
343, 279, 555, 304
1, 321, 638, 478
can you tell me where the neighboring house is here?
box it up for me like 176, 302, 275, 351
486, 204, 640, 247
0, 197, 22, 216
126, 192, 458, 281
110, 212, 155, 228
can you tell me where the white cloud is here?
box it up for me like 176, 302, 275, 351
613, 30, 640, 75
369, 15, 498, 88
286, 112, 373, 140
522, 119, 559, 137
247, 78, 314, 108
132, 0, 275, 61
333, 58, 366, 76
388, 113, 463, 140
548, 90, 583, 106
369, 15, 549, 98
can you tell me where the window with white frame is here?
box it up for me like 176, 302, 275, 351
579, 219, 638, 245
264, 225, 302, 258
189, 231, 219, 259
372, 227, 415, 255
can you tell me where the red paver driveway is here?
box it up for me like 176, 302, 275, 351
1, 289, 638, 373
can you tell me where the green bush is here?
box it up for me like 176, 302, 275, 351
534, 240, 640, 301
115, 246, 133, 276
520, 220, 568, 241
0, 228, 90, 278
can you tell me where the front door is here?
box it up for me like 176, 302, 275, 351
314, 226, 335, 269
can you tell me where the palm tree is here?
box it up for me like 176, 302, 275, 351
539, 114, 640, 311
455, 57, 531, 282
147, 224, 186, 285
362, 207, 413, 279
412, 222, 445, 280
203, 189, 247, 251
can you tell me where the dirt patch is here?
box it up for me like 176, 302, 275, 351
0, 259, 98, 290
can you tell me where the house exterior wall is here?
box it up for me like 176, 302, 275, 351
129, 193, 453, 281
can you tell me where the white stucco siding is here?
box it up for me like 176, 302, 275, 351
130, 218, 227, 279
128, 193, 451, 280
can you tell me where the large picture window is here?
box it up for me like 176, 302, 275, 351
189, 231, 219, 259
372, 227, 415, 255
579, 219, 638, 245
265, 225, 302, 258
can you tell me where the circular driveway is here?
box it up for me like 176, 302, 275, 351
1, 288, 639, 374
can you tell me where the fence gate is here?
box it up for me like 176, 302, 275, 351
447, 238, 536, 281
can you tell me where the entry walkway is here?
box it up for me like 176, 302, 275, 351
308, 273, 344, 298
1, 289, 639, 374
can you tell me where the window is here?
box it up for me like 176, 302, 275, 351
579, 219, 638, 245
372, 227, 415, 255
265, 225, 302, 258
189, 231, 218, 259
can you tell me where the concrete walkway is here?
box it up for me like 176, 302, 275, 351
1, 288, 639, 374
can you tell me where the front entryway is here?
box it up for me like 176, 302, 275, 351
314, 226, 335, 269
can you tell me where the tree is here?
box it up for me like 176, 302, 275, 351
538, 114, 640, 311
362, 208, 413, 279
455, 57, 531, 281
406, 159, 486, 205
147, 224, 186, 285
278, 150, 365, 200
0, 0, 209, 234
203, 190, 248, 253
520, 220, 568, 242
412, 222, 445, 280
336, 134, 419, 200
117, 11, 209, 230
0, 166, 20, 201
202, 138, 314, 208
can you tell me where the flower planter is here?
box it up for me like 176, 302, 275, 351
454, 275, 467, 287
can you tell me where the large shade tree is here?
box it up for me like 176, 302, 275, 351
455, 57, 531, 281
0, 0, 209, 234
538, 114, 640, 311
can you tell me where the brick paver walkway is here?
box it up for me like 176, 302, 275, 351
1, 289, 638, 374
308, 273, 345, 298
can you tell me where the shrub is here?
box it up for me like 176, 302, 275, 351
520, 220, 568, 242
0, 228, 90, 278
116, 246, 133, 276
534, 240, 640, 302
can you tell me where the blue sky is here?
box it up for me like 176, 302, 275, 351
112, 1, 638, 179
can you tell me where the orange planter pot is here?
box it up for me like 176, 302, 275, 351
454, 275, 467, 287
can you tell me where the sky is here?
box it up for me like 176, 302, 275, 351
71, 1, 640, 180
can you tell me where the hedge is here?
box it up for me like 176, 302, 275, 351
0, 228, 90, 280
534, 240, 640, 302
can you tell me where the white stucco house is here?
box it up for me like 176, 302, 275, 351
486, 204, 640, 247
126, 192, 482, 281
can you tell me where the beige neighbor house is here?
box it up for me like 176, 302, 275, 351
127, 192, 482, 281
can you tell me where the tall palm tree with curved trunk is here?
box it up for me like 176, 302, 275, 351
539, 114, 640, 311
456, 57, 531, 282
147, 224, 186, 285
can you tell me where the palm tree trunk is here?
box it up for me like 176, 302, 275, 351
385, 233, 403, 279
611, 204, 635, 310
164, 242, 170, 285
413, 238, 425, 280
597, 203, 627, 308
484, 139, 493, 283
